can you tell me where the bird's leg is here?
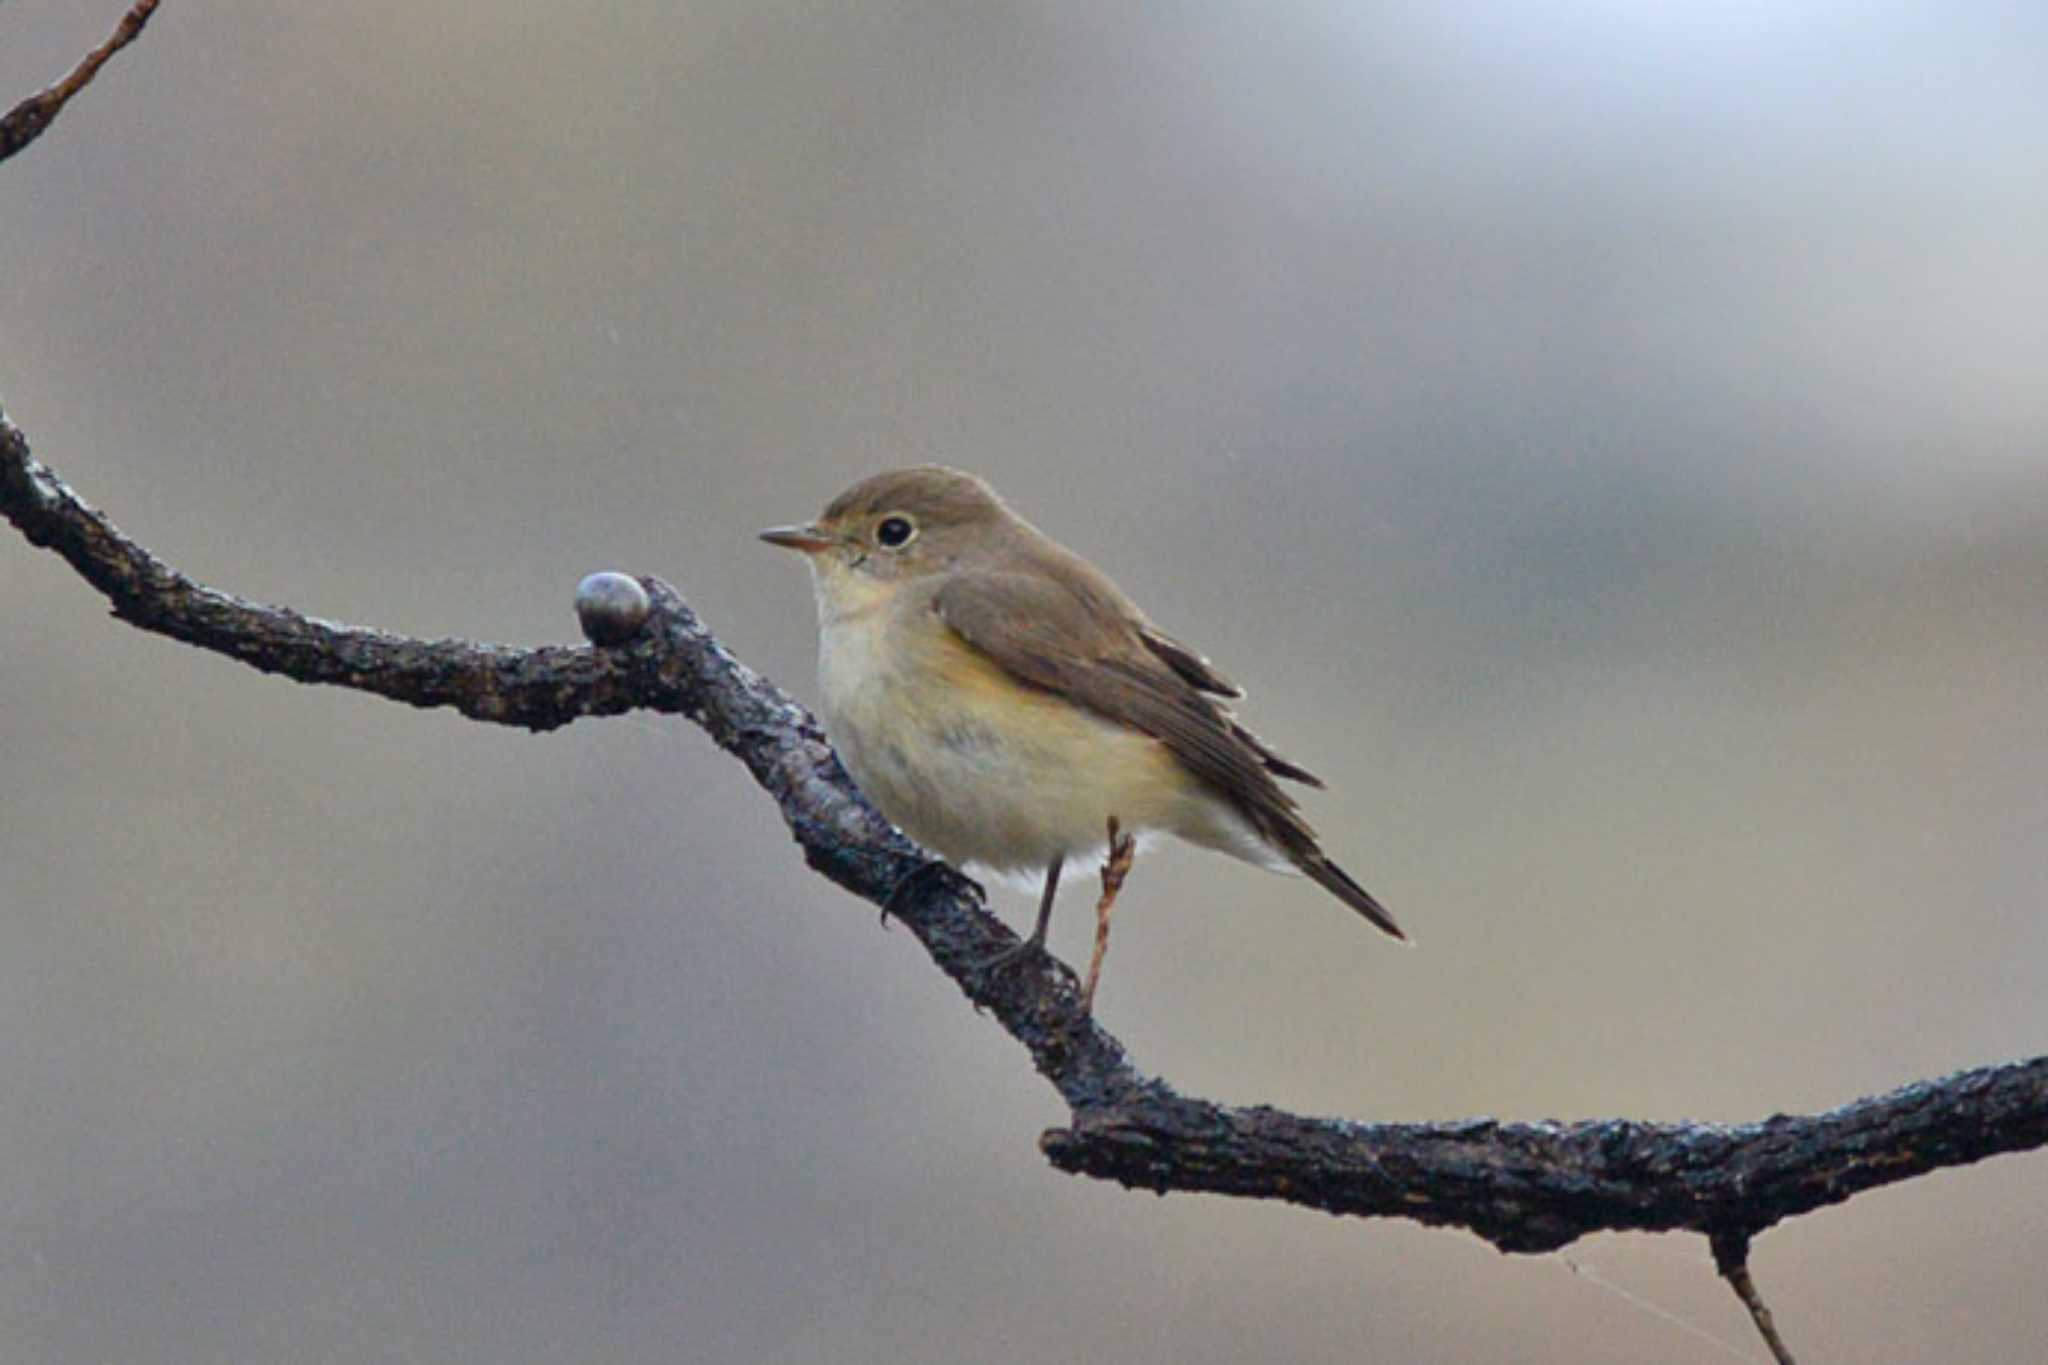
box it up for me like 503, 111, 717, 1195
1081, 817, 1138, 1013
979, 854, 1064, 973
1027, 853, 1063, 951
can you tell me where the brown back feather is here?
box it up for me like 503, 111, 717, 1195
932, 570, 1320, 848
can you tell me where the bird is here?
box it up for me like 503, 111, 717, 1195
761, 466, 1402, 1002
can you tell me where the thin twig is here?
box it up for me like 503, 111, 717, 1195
0, 0, 163, 163
1711, 1231, 1799, 1365
1082, 816, 1136, 1012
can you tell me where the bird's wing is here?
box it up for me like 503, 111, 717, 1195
1138, 620, 1324, 786
929, 571, 1317, 841
931, 569, 1401, 939
1135, 624, 1241, 698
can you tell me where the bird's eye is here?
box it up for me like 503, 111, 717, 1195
875, 515, 916, 548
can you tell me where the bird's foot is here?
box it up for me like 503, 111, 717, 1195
977, 935, 1040, 973
879, 859, 981, 928
975, 934, 1079, 992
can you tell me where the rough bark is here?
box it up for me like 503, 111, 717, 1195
6, 15, 2043, 1355
7, 406, 2044, 1274
0, 0, 159, 164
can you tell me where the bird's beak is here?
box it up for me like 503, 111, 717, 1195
758, 523, 837, 555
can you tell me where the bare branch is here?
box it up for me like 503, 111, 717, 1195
1043, 1056, 2048, 1253
4, 405, 2046, 1266
0, 1, 162, 164
1712, 1230, 1799, 1365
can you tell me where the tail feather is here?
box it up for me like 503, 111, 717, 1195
1303, 855, 1406, 941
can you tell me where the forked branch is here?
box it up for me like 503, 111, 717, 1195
6, 17, 2045, 1358
7, 407, 2045, 1280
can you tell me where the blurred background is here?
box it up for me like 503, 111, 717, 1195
3, 2, 2044, 1361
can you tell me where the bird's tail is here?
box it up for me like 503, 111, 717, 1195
1303, 854, 1406, 941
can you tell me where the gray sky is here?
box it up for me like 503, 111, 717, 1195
4, 3, 2045, 1361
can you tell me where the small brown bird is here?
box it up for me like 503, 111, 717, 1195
762, 467, 1402, 997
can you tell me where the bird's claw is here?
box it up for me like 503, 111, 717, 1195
879, 859, 981, 928
976, 936, 1079, 991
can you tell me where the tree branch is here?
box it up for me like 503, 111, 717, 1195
0, 1, 161, 164
9, 18, 2037, 1357
7, 403, 2046, 1276
1712, 1231, 1798, 1365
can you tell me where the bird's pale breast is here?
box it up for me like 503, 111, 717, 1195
817, 593, 1279, 875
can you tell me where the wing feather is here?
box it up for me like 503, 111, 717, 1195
930, 570, 1401, 939
927, 577, 1319, 850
